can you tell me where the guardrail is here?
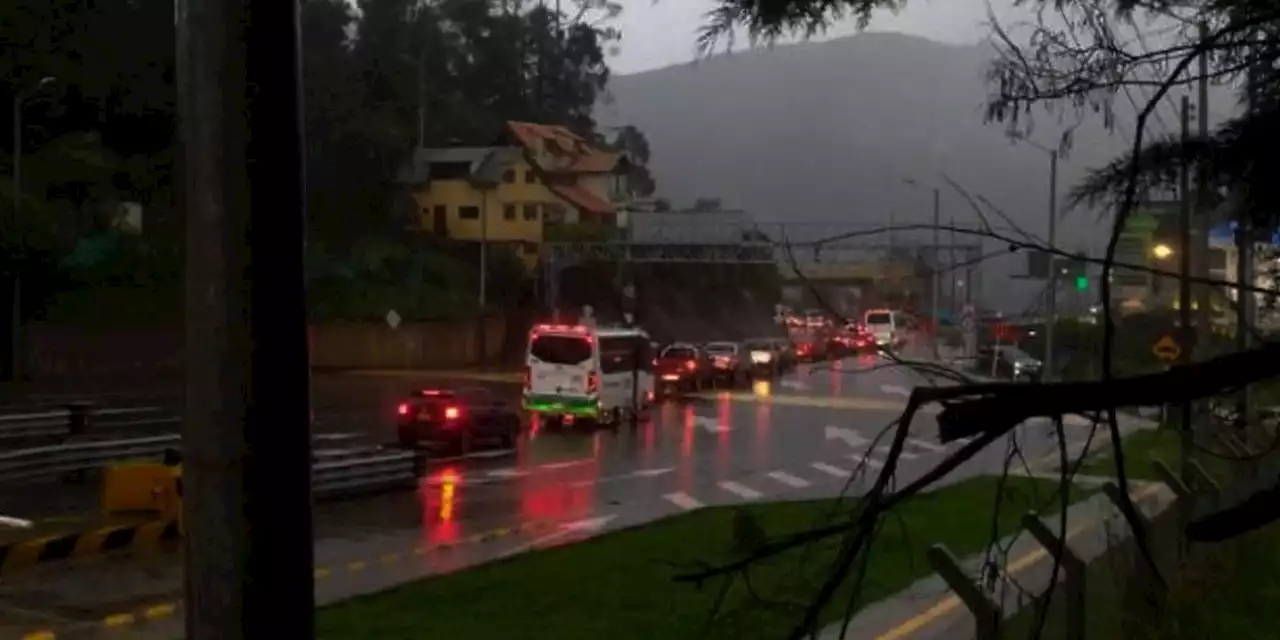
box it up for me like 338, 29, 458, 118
0, 434, 181, 485
0, 435, 420, 499
312, 448, 419, 498
0, 405, 180, 445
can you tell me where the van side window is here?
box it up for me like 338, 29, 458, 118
599, 336, 651, 373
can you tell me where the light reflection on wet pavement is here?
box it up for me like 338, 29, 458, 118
0, 349, 1144, 638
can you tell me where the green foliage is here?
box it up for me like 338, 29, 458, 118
1, 0, 647, 321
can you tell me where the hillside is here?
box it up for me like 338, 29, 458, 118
598, 32, 1215, 310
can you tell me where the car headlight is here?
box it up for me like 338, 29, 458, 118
751, 350, 772, 364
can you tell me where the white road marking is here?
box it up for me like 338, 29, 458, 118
766, 471, 811, 488
811, 462, 852, 478
907, 437, 947, 453
663, 492, 704, 511
540, 459, 591, 470
825, 425, 869, 448
486, 468, 528, 479
849, 453, 884, 469
694, 416, 731, 433
718, 480, 764, 499
875, 445, 919, 460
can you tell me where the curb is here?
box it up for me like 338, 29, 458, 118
19, 518, 559, 640
0, 519, 180, 576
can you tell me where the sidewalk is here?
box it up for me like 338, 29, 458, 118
817, 480, 1175, 640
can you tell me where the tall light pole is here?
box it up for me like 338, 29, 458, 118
902, 178, 943, 360
931, 186, 940, 360
1013, 136, 1059, 380
9, 76, 57, 382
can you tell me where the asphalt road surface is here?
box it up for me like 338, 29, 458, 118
0, 350, 1146, 640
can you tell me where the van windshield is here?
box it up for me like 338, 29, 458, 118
704, 343, 738, 355
529, 334, 593, 365
866, 312, 891, 325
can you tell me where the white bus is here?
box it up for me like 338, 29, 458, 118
522, 323, 655, 426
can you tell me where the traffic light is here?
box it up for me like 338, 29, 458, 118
1075, 275, 1088, 290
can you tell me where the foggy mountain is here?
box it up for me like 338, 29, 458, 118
598, 32, 1203, 311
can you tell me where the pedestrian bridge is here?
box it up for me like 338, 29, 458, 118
779, 261, 916, 284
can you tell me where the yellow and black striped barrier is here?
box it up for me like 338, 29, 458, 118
21, 517, 561, 640
0, 518, 180, 576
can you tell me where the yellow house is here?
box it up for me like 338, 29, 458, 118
401, 121, 630, 270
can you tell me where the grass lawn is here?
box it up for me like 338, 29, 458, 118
1077, 426, 1234, 484
318, 476, 1088, 640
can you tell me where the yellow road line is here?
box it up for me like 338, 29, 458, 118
874, 483, 1163, 640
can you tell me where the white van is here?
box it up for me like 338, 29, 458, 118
522, 323, 654, 426
863, 308, 904, 348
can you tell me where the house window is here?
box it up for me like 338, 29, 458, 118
503, 204, 516, 221
544, 203, 567, 224
432, 205, 447, 217
522, 204, 539, 221
459, 206, 480, 220
502, 168, 515, 184
524, 169, 537, 184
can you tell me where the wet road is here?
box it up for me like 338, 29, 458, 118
0, 351, 1148, 639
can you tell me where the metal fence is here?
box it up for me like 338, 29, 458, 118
924, 430, 1277, 640
0, 436, 421, 499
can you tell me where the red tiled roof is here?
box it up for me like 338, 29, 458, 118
506, 121, 619, 173
550, 183, 616, 216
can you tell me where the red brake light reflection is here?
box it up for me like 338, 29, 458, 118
444, 406, 461, 420
397, 403, 410, 416
685, 360, 697, 371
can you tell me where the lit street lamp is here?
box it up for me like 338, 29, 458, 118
1152, 243, 1174, 260
9, 75, 57, 382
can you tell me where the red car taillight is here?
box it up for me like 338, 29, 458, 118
397, 403, 410, 416
684, 360, 697, 371
443, 406, 461, 421
522, 366, 531, 390
587, 371, 600, 394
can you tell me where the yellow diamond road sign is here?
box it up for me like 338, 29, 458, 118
1153, 335, 1180, 362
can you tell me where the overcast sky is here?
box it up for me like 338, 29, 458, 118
612, 0, 1010, 74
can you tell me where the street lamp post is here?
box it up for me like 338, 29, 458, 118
1045, 149, 1059, 382
1012, 136, 1059, 381
9, 76, 56, 382
931, 186, 940, 360
902, 178, 943, 360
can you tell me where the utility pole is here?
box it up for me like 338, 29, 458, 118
1195, 22, 1212, 355
1235, 44, 1261, 432
9, 94, 22, 384
949, 215, 957, 315
479, 191, 489, 308
1177, 95, 1195, 519
416, 49, 426, 148
1044, 149, 1059, 381
177, 0, 314, 637
931, 187, 941, 360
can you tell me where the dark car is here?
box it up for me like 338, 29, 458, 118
743, 338, 784, 377
790, 329, 828, 363
703, 341, 750, 387
768, 337, 799, 372
974, 346, 1042, 382
655, 343, 714, 396
396, 387, 520, 452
